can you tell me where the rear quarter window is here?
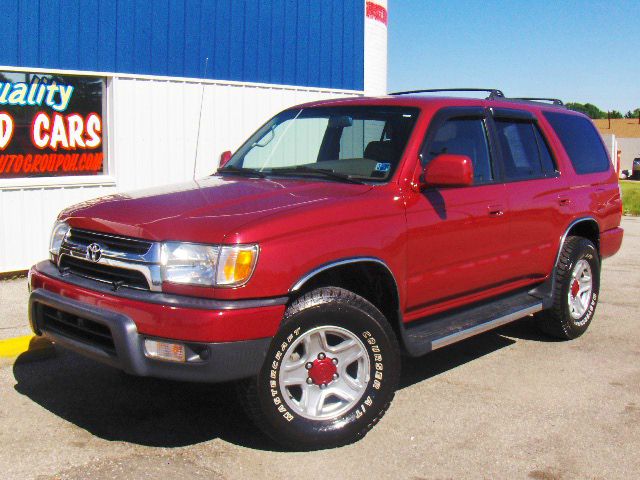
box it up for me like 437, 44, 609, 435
543, 111, 611, 174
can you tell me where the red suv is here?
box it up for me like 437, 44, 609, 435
28, 89, 624, 449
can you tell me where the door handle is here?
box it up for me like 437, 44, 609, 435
488, 204, 504, 217
558, 195, 571, 207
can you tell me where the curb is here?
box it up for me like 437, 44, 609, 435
0, 335, 56, 365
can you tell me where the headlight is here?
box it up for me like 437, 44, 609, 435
160, 242, 258, 287
49, 221, 70, 256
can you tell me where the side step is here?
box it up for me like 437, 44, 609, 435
401, 290, 544, 357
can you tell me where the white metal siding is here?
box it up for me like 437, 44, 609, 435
617, 138, 640, 171
0, 184, 117, 272
364, 0, 388, 95
112, 77, 355, 187
0, 76, 358, 272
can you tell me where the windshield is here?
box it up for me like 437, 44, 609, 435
220, 106, 419, 183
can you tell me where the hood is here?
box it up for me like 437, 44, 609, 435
61, 175, 372, 243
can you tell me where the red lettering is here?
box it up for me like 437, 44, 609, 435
23, 154, 33, 173
93, 153, 104, 171
33, 154, 42, 171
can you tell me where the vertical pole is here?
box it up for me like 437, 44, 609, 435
608, 111, 611, 129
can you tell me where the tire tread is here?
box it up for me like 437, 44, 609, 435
538, 236, 598, 340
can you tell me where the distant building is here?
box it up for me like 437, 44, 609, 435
594, 118, 640, 172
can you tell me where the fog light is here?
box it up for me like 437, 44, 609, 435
144, 339, 186, 363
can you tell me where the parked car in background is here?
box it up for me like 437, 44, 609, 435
632, 157, 640, 179
28, 89, 623, 449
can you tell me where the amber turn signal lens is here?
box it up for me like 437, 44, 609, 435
216, 245, 259, 286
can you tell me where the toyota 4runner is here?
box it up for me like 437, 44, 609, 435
28, 89, 624, 449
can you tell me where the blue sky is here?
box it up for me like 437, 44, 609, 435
388, 0, 640, 112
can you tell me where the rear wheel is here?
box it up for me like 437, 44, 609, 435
537, 236, 600, 339
239, 287, 400, 450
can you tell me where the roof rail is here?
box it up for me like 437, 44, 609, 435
510, 97, 564, 106
389, 88, 505, 100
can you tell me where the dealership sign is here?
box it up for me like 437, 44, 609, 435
0, 71, 104, 178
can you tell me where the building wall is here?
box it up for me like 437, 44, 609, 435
364, 0, 388, 95
0, 0, 365, 91
601, 134, 618, 170
111, 76, 357, 190
0, 72, 358, 272
0, 182, 118, 273
617, 138, 640, 171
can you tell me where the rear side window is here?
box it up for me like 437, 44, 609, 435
495, 120, 557, 180
495, 121, 543, 180
425, 118, 494, 184
543, 112, 610, 174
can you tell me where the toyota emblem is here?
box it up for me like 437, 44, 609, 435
86, 243, 103, 262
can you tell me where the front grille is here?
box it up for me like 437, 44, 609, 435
40, 304, 116, 355
60, 256, 149, 290
67, 228, 152, 255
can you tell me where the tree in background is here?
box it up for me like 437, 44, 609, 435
624, 109, 640, 119
567, 103, 639, 119
566, 102, 606, 119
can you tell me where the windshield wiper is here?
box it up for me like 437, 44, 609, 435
270, 166, 365, 185
218, 165, 266, 178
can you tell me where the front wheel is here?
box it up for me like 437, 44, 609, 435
239, 287, 400, 450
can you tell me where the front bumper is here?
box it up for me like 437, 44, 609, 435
28, 261, 288, 383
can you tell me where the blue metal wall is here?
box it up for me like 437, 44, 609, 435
0, 0, 364, 90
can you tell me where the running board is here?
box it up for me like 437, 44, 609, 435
401, 290, 544, 357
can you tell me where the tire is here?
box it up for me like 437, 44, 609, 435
537, 236, 600, 340
238, 286, 400, 450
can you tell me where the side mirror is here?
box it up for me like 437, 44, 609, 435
219, 150, 232, 168
421, 154, 474, 188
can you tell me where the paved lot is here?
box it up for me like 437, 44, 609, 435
0, 218, 639, 479
0, 278, 30, 339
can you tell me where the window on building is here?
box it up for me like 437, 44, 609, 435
0, 71, 106, 179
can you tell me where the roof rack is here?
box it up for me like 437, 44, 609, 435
509, 97, 564, 106
389, 88, 505, 100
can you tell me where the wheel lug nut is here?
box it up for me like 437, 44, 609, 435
306, 377, 313, 385
305, 362, 313, 370
332, 373, 339, 380
332, 358, 338, 365
320, 383, 327, 389
318, 353, 326, 360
